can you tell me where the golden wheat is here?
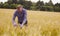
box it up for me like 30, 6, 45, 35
0, 9, 60, 36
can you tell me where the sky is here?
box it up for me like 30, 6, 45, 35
0, 0, 60, 4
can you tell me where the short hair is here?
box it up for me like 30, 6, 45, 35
16, 5, 23, 9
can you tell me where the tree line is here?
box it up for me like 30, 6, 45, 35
0, 0, 60, 12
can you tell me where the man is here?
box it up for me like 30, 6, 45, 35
12, 5, 27, 28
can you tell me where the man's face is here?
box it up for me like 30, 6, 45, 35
17, 7, 23, 12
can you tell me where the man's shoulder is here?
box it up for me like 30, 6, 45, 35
14, 10, 18, 15
15, 10, 18, 13
23, 8, 27, 11
23, 8, 27, 13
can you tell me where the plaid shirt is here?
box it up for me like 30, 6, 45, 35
12, 9, 27, 24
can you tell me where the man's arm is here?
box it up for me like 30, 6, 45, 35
22, 10, 27, 25
12, 11, 17, 26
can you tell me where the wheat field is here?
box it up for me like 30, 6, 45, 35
0, 9, 60, 36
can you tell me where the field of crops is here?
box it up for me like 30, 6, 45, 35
0, 9, 60, 36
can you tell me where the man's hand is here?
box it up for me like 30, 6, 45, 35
21, 24, 23, 28
20, 24, 24, 29
13, 23, 17, 27
12, 20, 17, 27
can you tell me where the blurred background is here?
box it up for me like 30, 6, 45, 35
0, 0, 60, 12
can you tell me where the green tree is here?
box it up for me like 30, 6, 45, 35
55, 3, 60, 7
48, 0, 53, 6
12, 0, 17, 4
0, 2, 4, 8
10, 4, 18, 9
7, 0, 13, 4
36, 0, 44, 10
3, 2, 9, 8
18, 0, 25, 5
54, 3, 60, 12
23, 1, 32, 9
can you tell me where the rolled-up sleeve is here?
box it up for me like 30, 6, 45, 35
24, 10, 27, 20
22, 10, 27, 24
